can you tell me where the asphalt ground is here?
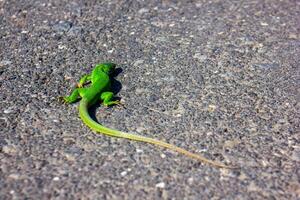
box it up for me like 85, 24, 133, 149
0, 0, 299, 199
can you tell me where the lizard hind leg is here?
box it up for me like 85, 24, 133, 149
62, 88, 85, 104
100, 91, 120, 107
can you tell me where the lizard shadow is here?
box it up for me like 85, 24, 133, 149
89, 67, 123, 123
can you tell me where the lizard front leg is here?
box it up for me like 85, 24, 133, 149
77, 74, 91, 88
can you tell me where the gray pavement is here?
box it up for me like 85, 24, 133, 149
1, 0, 299, 199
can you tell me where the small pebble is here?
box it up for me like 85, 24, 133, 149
120, 171, 127, 176
155, 182, 165, 188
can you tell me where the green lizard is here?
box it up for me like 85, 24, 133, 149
59, 63, 237, 169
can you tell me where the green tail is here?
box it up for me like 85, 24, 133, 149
79, 99, 237, 169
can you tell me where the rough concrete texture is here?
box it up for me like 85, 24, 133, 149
0, 0, 299, 199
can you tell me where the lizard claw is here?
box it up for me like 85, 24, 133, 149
116, 101, 126, 109
57, 96, 64, 102
57, 96, 69, 104
102, 100, 125, 108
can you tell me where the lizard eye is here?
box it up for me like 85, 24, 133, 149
96, 63, 116, 74
103, 63, 116, 73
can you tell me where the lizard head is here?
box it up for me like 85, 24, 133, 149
96, 63, 116, 74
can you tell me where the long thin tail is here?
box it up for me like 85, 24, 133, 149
79, 100, 237, 169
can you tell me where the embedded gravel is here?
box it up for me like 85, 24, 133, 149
1, 0, 299, 199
